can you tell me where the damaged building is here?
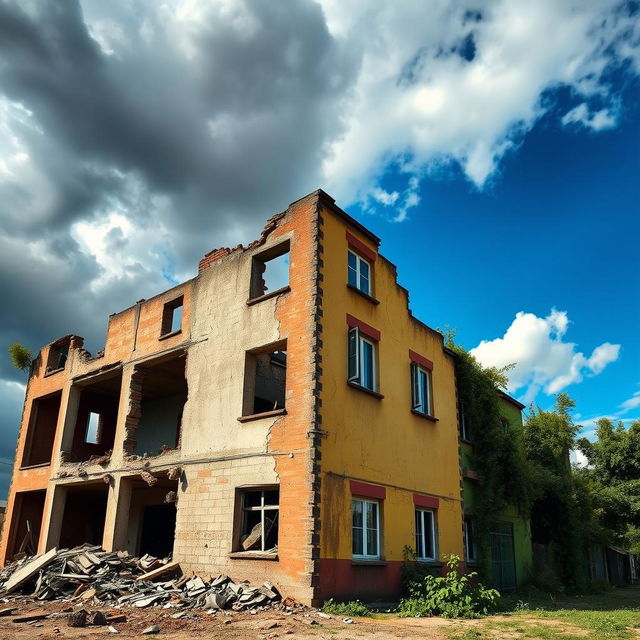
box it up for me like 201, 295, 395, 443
1, 190, 522, 604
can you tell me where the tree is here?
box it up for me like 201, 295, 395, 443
523, 393, 589, 586
8, 342, 33, 372
577, 418, 640, 553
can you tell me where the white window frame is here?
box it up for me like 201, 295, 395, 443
348, 250, 372, 296
348, 327, 377, 392
352, 497, 381, 560
411, 363, 432, 415
415, 508, 437, 561
464, 516, 477, 563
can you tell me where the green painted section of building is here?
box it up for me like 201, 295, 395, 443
461, 395, 533, 589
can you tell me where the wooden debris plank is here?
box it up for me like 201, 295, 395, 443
136, 561, 181, 582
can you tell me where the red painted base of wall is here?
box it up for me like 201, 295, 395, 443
317, 558, 403, 602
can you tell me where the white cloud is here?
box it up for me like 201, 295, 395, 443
619, 389, 640, 412
318, 0, 640, 217
571, 448, 589, 467
470, 309, 620, 400
561, 103, 619, 131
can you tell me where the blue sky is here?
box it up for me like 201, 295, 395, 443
348, 82, 640, 431
0, 0, 639, 497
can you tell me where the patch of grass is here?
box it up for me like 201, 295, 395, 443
321, 598, 372, 617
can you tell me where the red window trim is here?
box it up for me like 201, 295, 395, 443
350, 480, 386, 500
347, 314, 381, 341
413, 494, 439, 509
346, 231, 377, 263
409, 349, 433, 371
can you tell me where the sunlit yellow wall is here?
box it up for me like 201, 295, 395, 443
318, 206, 464, 563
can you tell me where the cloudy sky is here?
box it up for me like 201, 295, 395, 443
0, 0, 639, 496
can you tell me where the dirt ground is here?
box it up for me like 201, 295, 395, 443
0, 600, 459, 640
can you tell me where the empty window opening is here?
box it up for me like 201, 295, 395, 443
236, 487, 279, 554
242, 344, 287, 416
59, 484, 109, 549
6, 490, 46, 561
134, 354, 187, 456
415, 508, 437, 561
464, 515, 477, 563
348, 327, 377, 391
22, 391, 62, 467
250, 241, 290, 300
67, 370, 122, 463
124, 475, 178, 558
46, 339, 70, 373
85, 412, 101, 444
161, 296, 184, 336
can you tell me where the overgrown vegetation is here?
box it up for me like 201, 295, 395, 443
442, 328, 531, 579
397, 554, 500, 618
321, 598, 372, 617
8, 342, 33, 372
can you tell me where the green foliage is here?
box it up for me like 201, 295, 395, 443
397, 554, 500, 618
320, 598, 372, 617
444, 333, 531, 578
8, 342, 33, 372
576, 417, 640, 553
524, 394, 589, 587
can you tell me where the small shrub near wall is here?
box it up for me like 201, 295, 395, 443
397, 554, 500, 619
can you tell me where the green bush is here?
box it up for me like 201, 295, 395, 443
8, 342, 32, 372
397, 554, 500, 618
321, 598, 372, 617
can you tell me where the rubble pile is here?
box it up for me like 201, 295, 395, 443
0, 544, 283, 613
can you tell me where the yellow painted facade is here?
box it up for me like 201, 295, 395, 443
316, 202, 464, 598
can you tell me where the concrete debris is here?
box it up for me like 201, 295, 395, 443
139, 471, 158, 486
108, 625, 119, 633
142, 624, 160, 634
0, 544, 284, 615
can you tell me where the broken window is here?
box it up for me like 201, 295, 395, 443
249, 241, 290, 300
65, 369, 122, 463
131, 353, 187, 456
237, 487, 279, 554
22, 391, 61, 467
241, 344, 287, 417
6, 490, 46, 561
46, 339, 70, 373
161, 296, 184, 337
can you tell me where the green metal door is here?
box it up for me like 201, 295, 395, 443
490, 521, 517, 590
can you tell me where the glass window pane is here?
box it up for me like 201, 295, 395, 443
365, 502, 378, 556
348, 330, 358, 380
415, 510, 423, 557
361, 340, 374, 390
419, 370, 430, 414
424, 511, 434, 558
348, 253, 358, 287
359, 260, 370, 293
352, 500, 364, 555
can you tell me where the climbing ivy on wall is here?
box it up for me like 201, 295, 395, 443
441, 329, 531, 579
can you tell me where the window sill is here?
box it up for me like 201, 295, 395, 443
158, 329, 182, 341
416, 559, 443, 566
44, 367, 64, 377
229, 551, 279, 561
237, 408, 287, 423
347, 284, 380, 305
347, 381, 384, 399
19, 462, 51, 471
411, 410, 438, 422
247, 286, 291, 306
351, 559, 387, 567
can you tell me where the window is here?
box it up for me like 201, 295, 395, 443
85, 411, 101, 444
161, 296, 184, 336
415, 508, 436, 561
348, 327, 377, 391
238, 488, 279, 553
352, 498, 380, 559
501, 418, 510, 434
460, 404, 472, 442
464, 516, 478, 563
250, 241, 290, 300
411, 363, 432, 416
348, 250, 371, 295
241, 343, 287, 418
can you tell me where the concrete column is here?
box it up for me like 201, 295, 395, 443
111, 366, 134, 466
56, 385, 80, 459
110, 476, 133, 552
101, 477, 120, 552
43, 484, 67, 551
